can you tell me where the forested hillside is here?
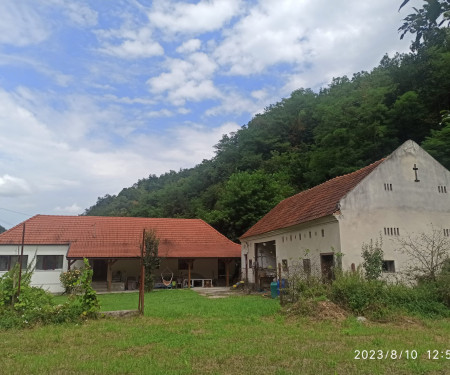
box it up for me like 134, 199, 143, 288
85, 3, 450, 241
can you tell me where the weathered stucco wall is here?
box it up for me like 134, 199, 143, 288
338, 140, 450, 275
241, 216, 341, 283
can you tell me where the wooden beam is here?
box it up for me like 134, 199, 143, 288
225, 261, 230, 287
107, 260, 113, 292
67, 259, 77, 271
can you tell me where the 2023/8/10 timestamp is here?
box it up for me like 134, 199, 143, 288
354, 350, 450, 360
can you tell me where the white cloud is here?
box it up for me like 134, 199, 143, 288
54, 203, 82, 214
97, 26, 164, 59
147, 52, 220, 106
60, 1, 98, 27
0, 175, 32, 197
214, 0, 415, 90
176, 39, 202, 54
148, 0, 242, 35
0, 2, 50, 46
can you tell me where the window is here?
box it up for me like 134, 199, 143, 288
384, 183, 393, 191
248, 259, 253, 268
36, 255, 63, 270
438, 186, 447, 193
282, 259, 288, 271
382, 260, 395, 273
321, 229, 325, 237
303, 259, 311, 276
384, 227, 400, 236
0, 255, 28, 271
299, 233, 302, 241
444, 229, 450, 237
309, 231, 312, 239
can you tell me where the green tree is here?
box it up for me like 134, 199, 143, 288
0, 225, 6, 234
204, 170, 294, 241
399, 0, 450, 50
142, 230, 160, 292
422, 110, 450, 168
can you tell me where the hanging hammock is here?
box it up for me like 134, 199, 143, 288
161, 268, 174, 288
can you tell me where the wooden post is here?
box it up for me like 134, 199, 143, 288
138, 229, 145, 315
107, 260, 113, 292
225, 261, 230, 287
188, 260, 192, 289
16, 223, 26, 300
278, 262, 283, 306
244, 254, 248, 283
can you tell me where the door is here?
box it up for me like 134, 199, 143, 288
320, 254, 334, 282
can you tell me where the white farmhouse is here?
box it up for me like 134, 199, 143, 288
0, 216, 241, 293
240, 140, 450, 287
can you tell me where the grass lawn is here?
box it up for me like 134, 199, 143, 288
2, 290, 449, 374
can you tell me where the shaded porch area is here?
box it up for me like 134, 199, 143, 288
71, 257, 240, 292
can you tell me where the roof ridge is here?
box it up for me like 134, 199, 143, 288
240, 158, 385, 239
280, 158, 385, 204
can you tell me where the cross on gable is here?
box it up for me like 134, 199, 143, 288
413, 164, 420, 182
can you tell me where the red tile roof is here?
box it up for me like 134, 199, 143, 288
0, 215, 241, 259
240, 159, 384, 239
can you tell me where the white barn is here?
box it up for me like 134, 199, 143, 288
240, 140, 450, 287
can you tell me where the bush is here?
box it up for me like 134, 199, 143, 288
330, 270, 449, 320
0, 258, 99, 329
436, 258, 450, 307
60, 268, 82, 294
330, 270, 389, 319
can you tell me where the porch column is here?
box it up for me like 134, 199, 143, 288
223, 258, 233, 287
106, 259, 117, 292
67, 259, 76, 271
186, 259, 194, 289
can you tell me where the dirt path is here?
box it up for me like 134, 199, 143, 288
192, 286, 237, 298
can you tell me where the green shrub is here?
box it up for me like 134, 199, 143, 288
75, 259, 99, 318
361, 237, 384, 280
436, 258, 450, 307
330, 271, 388, 318
293, 276, 329, 300
330, 271, 449, 320
0, 258, 99, 329
60, 268, 82, 294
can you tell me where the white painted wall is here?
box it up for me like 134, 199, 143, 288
0, 244, 69, 293
338, 141, 450, 276
241, 216, 341, 282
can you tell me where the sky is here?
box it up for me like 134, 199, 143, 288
0, 0, 420, 229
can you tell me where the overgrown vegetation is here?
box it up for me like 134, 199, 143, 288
361, 237, 384, 280
281, 230, 449, 321
142, 229, 161, 292
395, 225, 450, 282
0, 258, 99, 329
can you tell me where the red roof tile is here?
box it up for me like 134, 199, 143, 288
0, 216, 241, 259
240, 159, 384, 239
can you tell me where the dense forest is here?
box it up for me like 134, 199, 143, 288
85, 1, 450, 241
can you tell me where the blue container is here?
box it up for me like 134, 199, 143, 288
270, 282, 278, 298
276, 279, 287, 295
